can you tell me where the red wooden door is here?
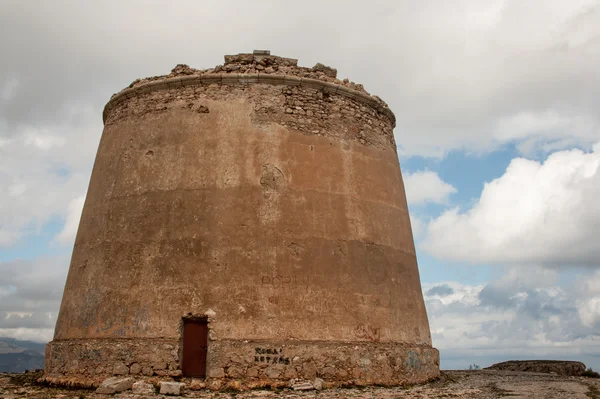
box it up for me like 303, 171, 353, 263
182, 320, 208, 377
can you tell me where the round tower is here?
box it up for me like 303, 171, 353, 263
45, 50, 439, 388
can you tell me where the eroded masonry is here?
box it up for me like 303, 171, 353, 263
45, 50, 439, 389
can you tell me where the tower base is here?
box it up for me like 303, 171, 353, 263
44, 338, 439, 389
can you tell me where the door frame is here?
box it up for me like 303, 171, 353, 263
180, 314, 209, 378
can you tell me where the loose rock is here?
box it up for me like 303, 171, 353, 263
159, 381, 184, 395
95, 376, 134, 394
112, 362, 129, 375
292, 380, 314, 391
313, 377, 324, 390
132, 381, 155, 394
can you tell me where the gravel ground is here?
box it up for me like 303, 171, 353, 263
1, 370, 599, 398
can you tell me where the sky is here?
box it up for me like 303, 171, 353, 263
1, 0, 600, 371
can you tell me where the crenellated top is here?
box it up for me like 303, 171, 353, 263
103, 51, 396, 126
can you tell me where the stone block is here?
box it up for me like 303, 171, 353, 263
302, 361, 317, 380
166, 76, 183, 87
96, 377, 134, 394
221, 73, 241, 84
337, 86, 365, 102
129, 363, 142, 374
180, 75, 201, 86
321, 366, 336, 378
258, 74, 285, 85
199, 75, 221, 84
313, 377, 324, 390
208, 367, 225, 378
146, 80, 169, 91
292, 381, 314, 390
112, 362, 129, 375
159, 381, 184, 395
283, 366, 297, 379
321, 82, 339, 94
300, 78, 324, 91
279, 57, 298, 66
284, 76, 302, 86
239, 73, 259, 84
189, 379, 206, 390
226, 380, 242, 390
153, 361, 167, 371
132, 381, 155, 394
227, 365, 245, 378
266, 368, 281, 379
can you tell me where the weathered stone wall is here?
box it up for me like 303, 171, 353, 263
45, 338, 180, 386
45, 338, 438, 389
124, 51, 379, 99
104, 80, 395, 151
47, 51, 438, 388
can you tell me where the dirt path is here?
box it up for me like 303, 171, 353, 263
1, 370, 599, 398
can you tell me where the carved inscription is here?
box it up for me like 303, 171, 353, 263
254, 347, 290, 365
261, 274, 309, 288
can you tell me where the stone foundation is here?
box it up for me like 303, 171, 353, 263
45, 338, 439, 389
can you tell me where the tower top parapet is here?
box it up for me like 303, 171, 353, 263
105, 51, 394, 125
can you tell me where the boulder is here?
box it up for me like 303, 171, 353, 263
159, 381, 185, 395
313, 377, 324, 390
112, 362, 129, 375
486, 360, 586, 376
95, 377, 134, 394
132, 381, 155, 394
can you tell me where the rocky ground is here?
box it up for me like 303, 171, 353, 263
1, 370, 599, 399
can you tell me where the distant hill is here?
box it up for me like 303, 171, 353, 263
0, 337, 46, 372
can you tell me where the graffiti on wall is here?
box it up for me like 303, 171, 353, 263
406, 350, 421, 370
353, 324, 381, 342
254, 347, 290, 365
261, 274, 309, 289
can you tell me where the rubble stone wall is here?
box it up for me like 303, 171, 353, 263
104, 74, 396, 151
45, 338, 439, 389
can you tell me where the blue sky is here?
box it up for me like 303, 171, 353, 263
1, 0, 600, 372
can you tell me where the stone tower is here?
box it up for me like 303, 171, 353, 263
45, 51, 439, 389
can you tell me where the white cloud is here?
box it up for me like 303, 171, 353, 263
494, 111, 599, 157
0, 0, 598, 159
24, 131, 66, 151
0, 0, 599, 354
0, 328, 54, 343
0, 0, 597, 250
409, 213, 426, 239
423, 145, 600, 266
0, 105, 99, 247
0, 229, 19, 247
0, 77, 19, 102
425, 267, 600, 370
404, 170, 457, 205
54, 194, 85, 245
0, 256, 69, 342
577, 270, 600, 327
